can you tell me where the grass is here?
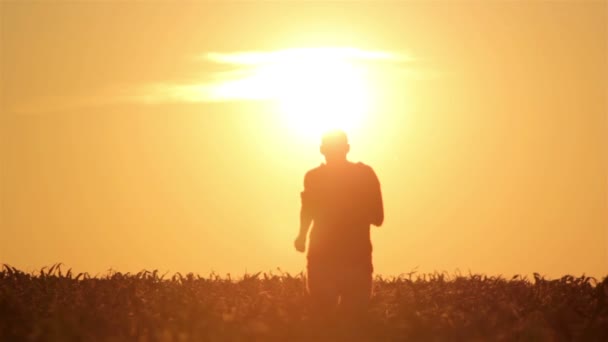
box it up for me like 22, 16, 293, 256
1, 263, 607, 341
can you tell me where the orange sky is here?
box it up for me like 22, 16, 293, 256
1, 1, 606, 277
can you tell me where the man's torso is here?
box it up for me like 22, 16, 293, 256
304, 161, 376, 265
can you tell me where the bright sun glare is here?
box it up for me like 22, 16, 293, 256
264, 51, 370, 137
209, 48, 375, 138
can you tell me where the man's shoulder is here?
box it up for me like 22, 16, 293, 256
352, 161, 376, 174
353, 161, 372, 169
351, 162, 380, 185
304, 164, 326, 183
305, 163, 325, 175
305, 162, 375, 173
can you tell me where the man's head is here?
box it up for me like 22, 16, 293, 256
320, 130, 350, 163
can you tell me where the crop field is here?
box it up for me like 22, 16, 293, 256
1, 264, 607, 341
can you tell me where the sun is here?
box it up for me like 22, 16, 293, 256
203, 47, 377, 140
264, 51, 371, 138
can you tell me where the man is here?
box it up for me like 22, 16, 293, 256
294, 130, 384, 322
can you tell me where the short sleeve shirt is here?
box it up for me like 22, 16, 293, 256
301, 161, 382, 264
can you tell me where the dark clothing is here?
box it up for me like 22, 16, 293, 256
301, 161, 383, 314
307, 261, 373, 316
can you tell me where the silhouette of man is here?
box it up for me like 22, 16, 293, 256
294, 130, 384, 323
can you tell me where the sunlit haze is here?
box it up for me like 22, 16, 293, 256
204, 48, 384, 138
1, 1, 606, 278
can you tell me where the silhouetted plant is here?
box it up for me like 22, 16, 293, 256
0, 264, 606, 341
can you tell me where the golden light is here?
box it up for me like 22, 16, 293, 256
263, 52, 371, 138
207, 48, 377, 139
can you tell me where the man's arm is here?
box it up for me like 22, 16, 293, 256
295, 199, 313, 252
294, 172, 313, 252
368, 166, 384, 227
299, 195, 313, 237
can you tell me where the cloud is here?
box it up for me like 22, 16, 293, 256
9, 47, 428, 114
202, 47, 412, 65
8, 87, 136, 115
139, 47, 417, 105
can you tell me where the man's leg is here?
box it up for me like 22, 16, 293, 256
307, 261, 339, 327
338, 264, 373, 327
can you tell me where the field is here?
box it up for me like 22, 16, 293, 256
1, 264, 606, 341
